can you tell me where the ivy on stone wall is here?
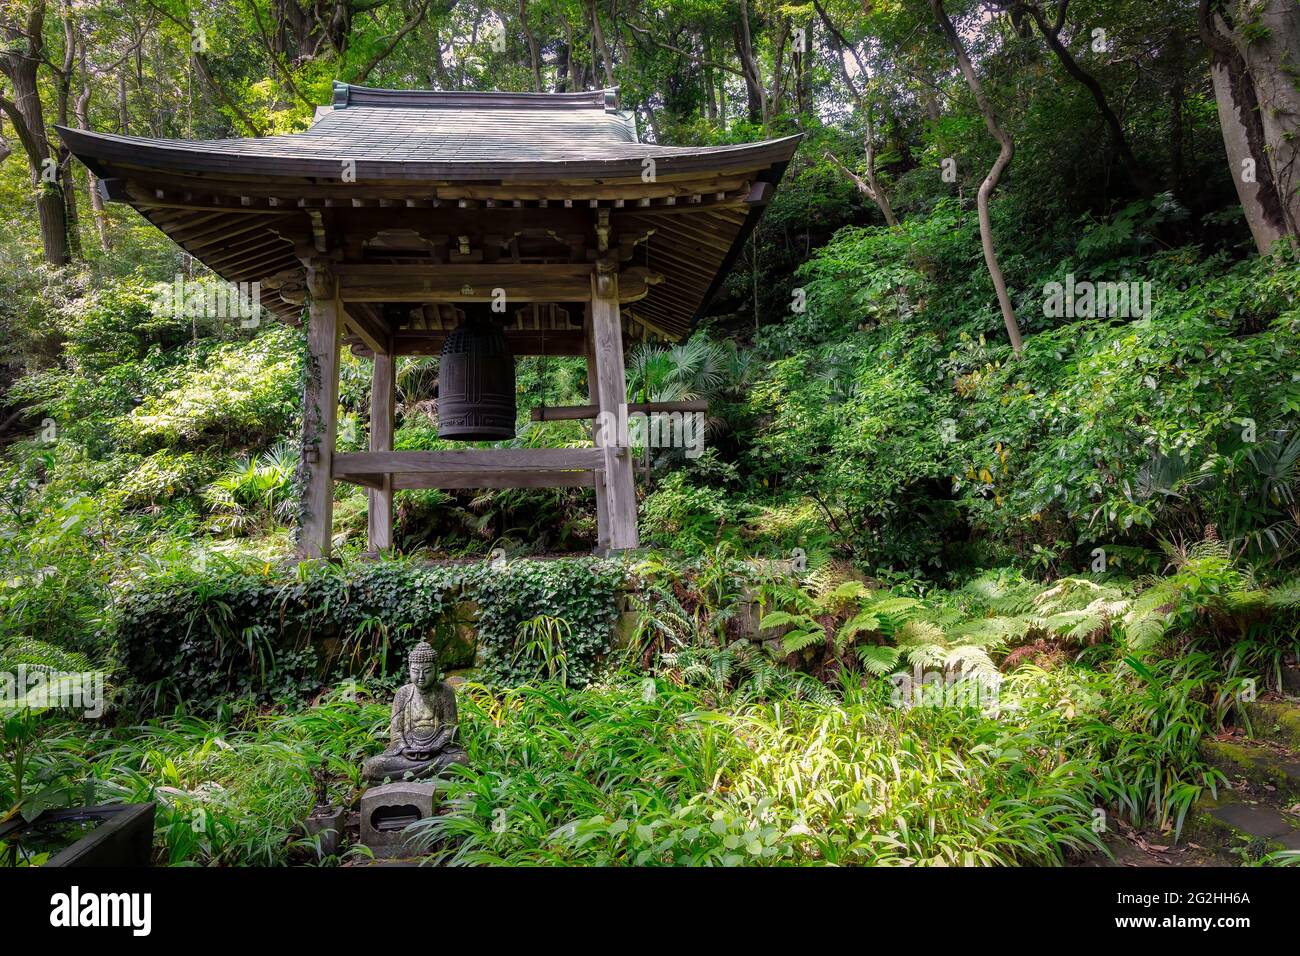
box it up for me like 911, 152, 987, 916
111, 558, 463, 711
465, 558, 626, 688
109, 556, 629, 710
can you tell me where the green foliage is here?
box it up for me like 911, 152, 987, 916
410, 671, 1177, 865
1, 709, 84, 839
110, 557, 463, 711
203, 442, 299, 535
34, 693, 390, 865
466, 558, 625, 688
511, 614, 573, 686
950, 247, 1300, 560
0, 638, 93, 674
1, 0, 1298, 872
640, 468, 739, 553
120, 324, 301, 453
748, 199, 1300, 575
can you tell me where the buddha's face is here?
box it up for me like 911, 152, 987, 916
409, 658, 436, 690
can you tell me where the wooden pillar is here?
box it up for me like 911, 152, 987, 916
584, 305, 610, 554
590, 264, 639, 551
297, 259, 341, 559
368, 351, 395, 552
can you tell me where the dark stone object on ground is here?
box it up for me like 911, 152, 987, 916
359, 782, 437, 859
0, 803, 155, 866
303, 805, 348, 858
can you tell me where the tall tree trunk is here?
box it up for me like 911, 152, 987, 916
74, 58, 111, 253
559, 19, 576, 92
704, 66, 717, 120
519, 0, 544, 92
0, 1, 70, 266
814, 0, 898, 227
428, 19, 452, 89
60, 148, 82, 259
734, 0, 766, 124
931, 0, 1023, 353
117, 69, 129, 133
768, 17, 790, 119
1023, 1, 1151, 194
55, 3, 81, 259
588, 0, 615, 88
1201, 0, 1298, 252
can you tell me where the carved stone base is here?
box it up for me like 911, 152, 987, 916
303, 804, 347, 858
359, 782, 438, 859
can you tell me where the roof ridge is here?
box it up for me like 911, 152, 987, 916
332, 82, 619, 112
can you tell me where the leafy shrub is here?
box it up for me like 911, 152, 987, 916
640, 470, 738, 553
466, 558, 625, 688
746, 331, 964, 573
203, 442, 298, 535
110, 557, 464, 710
58, 274, 194, 373
110, 449, 213, 511
950, 248, 1300, 561
119, 324, 301, 453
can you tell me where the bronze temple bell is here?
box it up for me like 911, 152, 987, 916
437, 317, 517, 441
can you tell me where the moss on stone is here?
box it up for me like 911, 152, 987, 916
1246, 701, 1300, 749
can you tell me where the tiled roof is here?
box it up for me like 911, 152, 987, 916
56, 84, 801, 340
57, 83, 799, 181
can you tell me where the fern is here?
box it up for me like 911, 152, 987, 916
945, 615, 1031, 647
896, 619, 946, 646
856, 644, 902, 675
1263, 579, 1300, 607
1122, 580, 1184, 651
834, 609, 881, 651
869, 597, 924, 635
943, 645, 998, 678
0, 637, 94, 673
759, 610, 814, 631
905, 644, 947, 668
782, 628, 826, 655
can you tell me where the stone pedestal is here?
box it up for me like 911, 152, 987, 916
359, 782, 438, 859
303, 805, 347, 858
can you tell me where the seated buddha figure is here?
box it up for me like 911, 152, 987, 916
362, 640, 468, 783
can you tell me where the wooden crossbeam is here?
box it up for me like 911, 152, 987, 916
336, 263, 593, 303
391, 470, 598, 490
330, 264, 662, 306
342, 305, 390, 355
333, 447, 607, 479
347, 329, 587, 358
531, 400, 707, 422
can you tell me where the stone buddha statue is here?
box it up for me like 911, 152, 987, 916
362, 640, 468, 784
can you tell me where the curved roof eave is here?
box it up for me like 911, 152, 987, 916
54, 125, 802, 184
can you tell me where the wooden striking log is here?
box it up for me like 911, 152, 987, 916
367, 352, 395, 551
333, 447, 606, 478
297, 260, 341, 559
532, 399, 708, 422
